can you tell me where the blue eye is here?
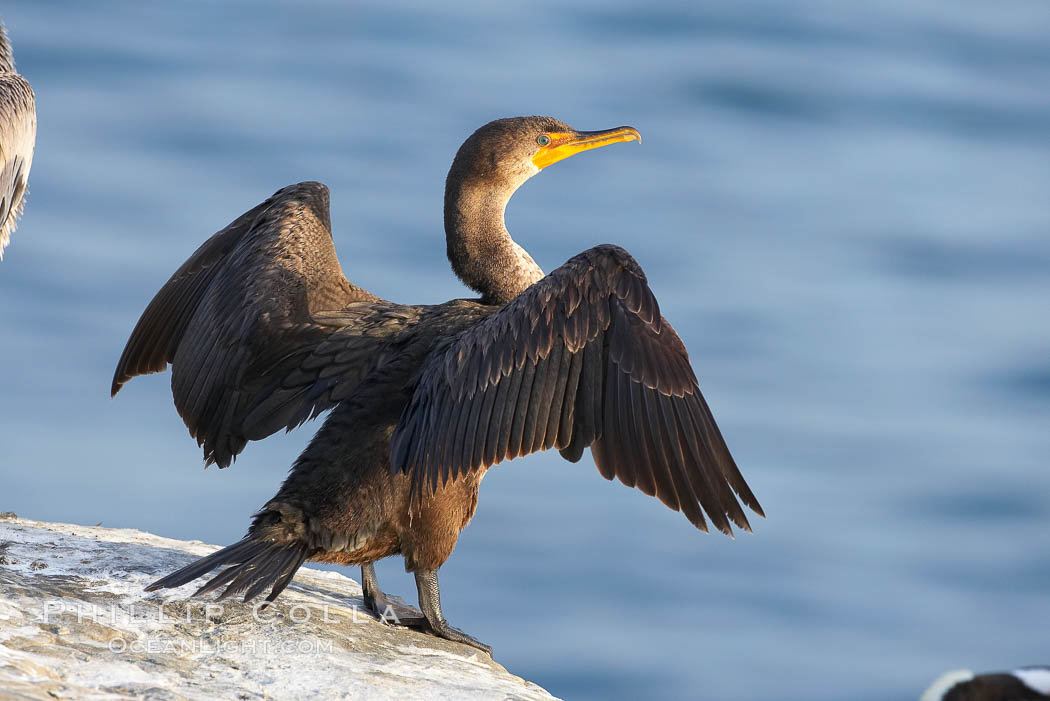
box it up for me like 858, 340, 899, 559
536, 135, 551, 146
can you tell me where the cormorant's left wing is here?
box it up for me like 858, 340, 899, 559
391, 245, 763, 535
111, 182, 399, 467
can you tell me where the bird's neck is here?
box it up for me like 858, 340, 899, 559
445, 177, 544, 306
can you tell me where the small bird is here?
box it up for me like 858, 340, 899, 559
0, 19, 35, 260
921, 667, 1050, 701
113, 116, 763, 653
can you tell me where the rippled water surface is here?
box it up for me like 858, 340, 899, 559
1, 2, 1048, 699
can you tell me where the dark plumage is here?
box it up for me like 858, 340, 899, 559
114, 116, 763, 654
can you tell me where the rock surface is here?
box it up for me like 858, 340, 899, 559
0, 514, 556, 700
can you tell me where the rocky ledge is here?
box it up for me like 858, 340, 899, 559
0, 514, 556, 700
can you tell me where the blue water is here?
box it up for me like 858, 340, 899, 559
2, 2, 1049, 699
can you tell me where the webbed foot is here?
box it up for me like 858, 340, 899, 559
360, 563, 426, 627
414, 569, 493, 656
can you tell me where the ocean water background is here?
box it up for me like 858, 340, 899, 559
1, 2, 1048, 699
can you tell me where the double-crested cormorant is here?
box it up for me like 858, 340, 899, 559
113, 116, 763, 654
0, 20, 36, 260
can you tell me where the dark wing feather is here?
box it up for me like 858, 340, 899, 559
392, 244, 762, 534
112, 182, 415, 467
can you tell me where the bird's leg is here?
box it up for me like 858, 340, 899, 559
359, 563, 425, 626
414, 569, 493, 655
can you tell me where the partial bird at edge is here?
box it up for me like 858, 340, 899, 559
0, 19, 36, 260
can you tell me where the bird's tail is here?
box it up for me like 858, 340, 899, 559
146, 536, 309, 605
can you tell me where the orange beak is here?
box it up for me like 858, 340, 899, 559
531, 126, 641, 169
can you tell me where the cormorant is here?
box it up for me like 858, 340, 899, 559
0, 20, 36, 260
113, 116, 763, 654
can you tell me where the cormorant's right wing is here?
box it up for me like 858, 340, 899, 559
112, 182, 413, 467
391, 245, 763, 535
0, 21, 36, 259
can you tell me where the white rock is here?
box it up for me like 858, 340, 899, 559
0, 514, 557, 701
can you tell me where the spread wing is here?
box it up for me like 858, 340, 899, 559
0, 22, 36, 259
391, 245, 763, 535
112, 181, 415, 467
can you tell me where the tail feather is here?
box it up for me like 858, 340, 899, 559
216, 548, 288, 602
146, 537, 309, 604
145, 538, 264, 591
242, 546, 304, 602
266, 549, 308, 604
193, 561, 255, 598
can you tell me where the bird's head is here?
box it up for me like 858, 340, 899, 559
447, 116, 641, 193
443, 116, 641, 303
